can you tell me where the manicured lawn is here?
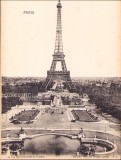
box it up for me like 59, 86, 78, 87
71, 110, 97, 122
11, 110, 39, 121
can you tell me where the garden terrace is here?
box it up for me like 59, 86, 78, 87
71, 110, 97, 122
10, 110, 40, 122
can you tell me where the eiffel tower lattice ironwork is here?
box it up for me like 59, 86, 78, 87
41, 0, 76, 92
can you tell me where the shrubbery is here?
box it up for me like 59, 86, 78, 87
2, 97, 23, 113
75, 83, 121, 121
2, 82, 43, 94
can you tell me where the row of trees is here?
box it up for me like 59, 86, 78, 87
2, 97, 23, 113
3, 81, 121, 96
75, 83, 121, 121
88, 94, 121, 120
2, 82, 43, 94
75, 83, 121, 96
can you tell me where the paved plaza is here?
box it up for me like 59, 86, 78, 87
2, 103, 120, 137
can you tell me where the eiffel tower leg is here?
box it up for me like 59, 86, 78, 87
61, 60, 67, 71
41, 76, 52, 91
50, 60, 57, 71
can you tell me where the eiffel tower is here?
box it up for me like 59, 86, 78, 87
41, 0, 76, 92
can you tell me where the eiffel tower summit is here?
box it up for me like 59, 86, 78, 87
41, 0, 76, 92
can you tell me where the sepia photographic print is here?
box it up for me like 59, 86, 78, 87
1, 0, 121, 159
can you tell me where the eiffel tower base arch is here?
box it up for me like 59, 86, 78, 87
40, 71, 76, 92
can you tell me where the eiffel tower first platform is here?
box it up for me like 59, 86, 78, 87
41, 0, 76, 92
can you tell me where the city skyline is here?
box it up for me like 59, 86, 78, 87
1, 1, 121, 77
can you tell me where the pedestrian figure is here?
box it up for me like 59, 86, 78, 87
79, 128, 83, 134
89, 145, 96, 157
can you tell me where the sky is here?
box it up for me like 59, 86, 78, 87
1, 0, 121, 77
